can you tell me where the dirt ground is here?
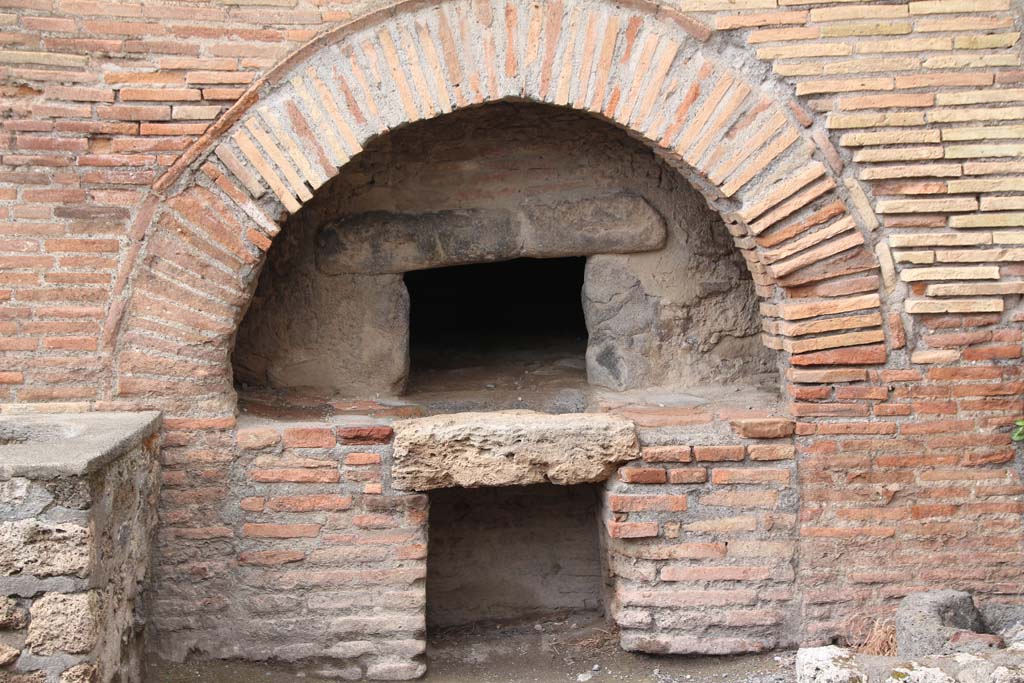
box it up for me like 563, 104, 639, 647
149, 614, 796, 683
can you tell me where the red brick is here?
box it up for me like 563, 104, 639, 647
661, 565, 772, 582
607, 494, 688, 512
711, 468, 791, 485
730, 418, 795, 439
693, 446, 745, 462
669, 468, 708, 484
642, 445, 692, 462
266, 495, 353, 512
344, 452, 381, 466
963, 345, 1022, 361
250, 469, 340, 483
336, 426, 394, 444
238, 550, 305, 566
608, 521, 659, 538
282, 427, 336, 448
618, 467, 668, 484
242, 523, 321, 538
747, 445, 795, 461
239, 497, 265, 512
236, 427, 280, 450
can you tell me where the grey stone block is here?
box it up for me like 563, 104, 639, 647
316, 194, 666, 275
896, 590, 987, 658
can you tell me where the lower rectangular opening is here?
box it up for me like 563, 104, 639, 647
426, 483, 606, 631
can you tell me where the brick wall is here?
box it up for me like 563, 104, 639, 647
1, 0, 1023, 674
153, 420, 428, 678
607, 436, 798, 655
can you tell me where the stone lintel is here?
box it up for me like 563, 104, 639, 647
391, 410, 640, 491
316, 194, 667, 275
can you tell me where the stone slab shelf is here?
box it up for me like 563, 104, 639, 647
0, 411, 161, 683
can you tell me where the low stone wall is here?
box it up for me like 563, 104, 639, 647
0, 412, 161, 683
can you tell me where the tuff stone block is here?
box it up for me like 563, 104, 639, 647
391, 411, 639, 490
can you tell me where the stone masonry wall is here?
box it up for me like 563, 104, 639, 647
0, 433, 160, 683
0, 0, 1023, 676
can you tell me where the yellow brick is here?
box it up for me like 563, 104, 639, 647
758, 43, 852, 59
876, 241, 897, 291
855, 36, 951, 53
916, 16, 1014, 30
909, 0, 1010, 13
827, 112, 925, 129
214, 144, 265, 198
905, 298, 1003, 314
889, 232, 991, 248
936, 89, 1024, 106
787, 367, 869, 383
840, 130, 940, 146
926, 282, 1024, 296
993, 231, 1024, 244
774, 62, 824, 77
982, 196, 1024, 210
947, 178, 1024, 193
936, 247, 1024, 262
941, 124, 1024, 141
796, 77, 893, 95
716, 11, 809, 30
945, 143, 1024, 159
900, 266, 999, 282
894, 250, 935, 264
233, 130, 301, 213
950, 212, 1024, 228
924, 54, 1019, 69
676, 0, 776, 9
877, 197, 978, 213
777, 292, 880, 321
911, 349, 961, 364
820, 21, 912, 37
761, 215, 855, 263
898, 74, 995, 91
954, 32, 1020, 49
0, 50, 88, 67
966, 161, 1024, 175
839, 93, 935, 109
810, 4, 907, 20
748, 26, 820, 43
860, 163, 961, 180
853, 146, 943, 162
768, 231, 865, 277
782, 329, 885, 354
929, 107, 1024, 124
823, 57, 921, 75
843, 176, 879, 230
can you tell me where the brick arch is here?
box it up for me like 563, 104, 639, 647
106, 0, 888, 410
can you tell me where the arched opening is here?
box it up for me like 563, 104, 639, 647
231, 102, 777, 414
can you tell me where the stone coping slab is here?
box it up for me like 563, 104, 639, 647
391, 409, 640, 490
0, 411, 161, 480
